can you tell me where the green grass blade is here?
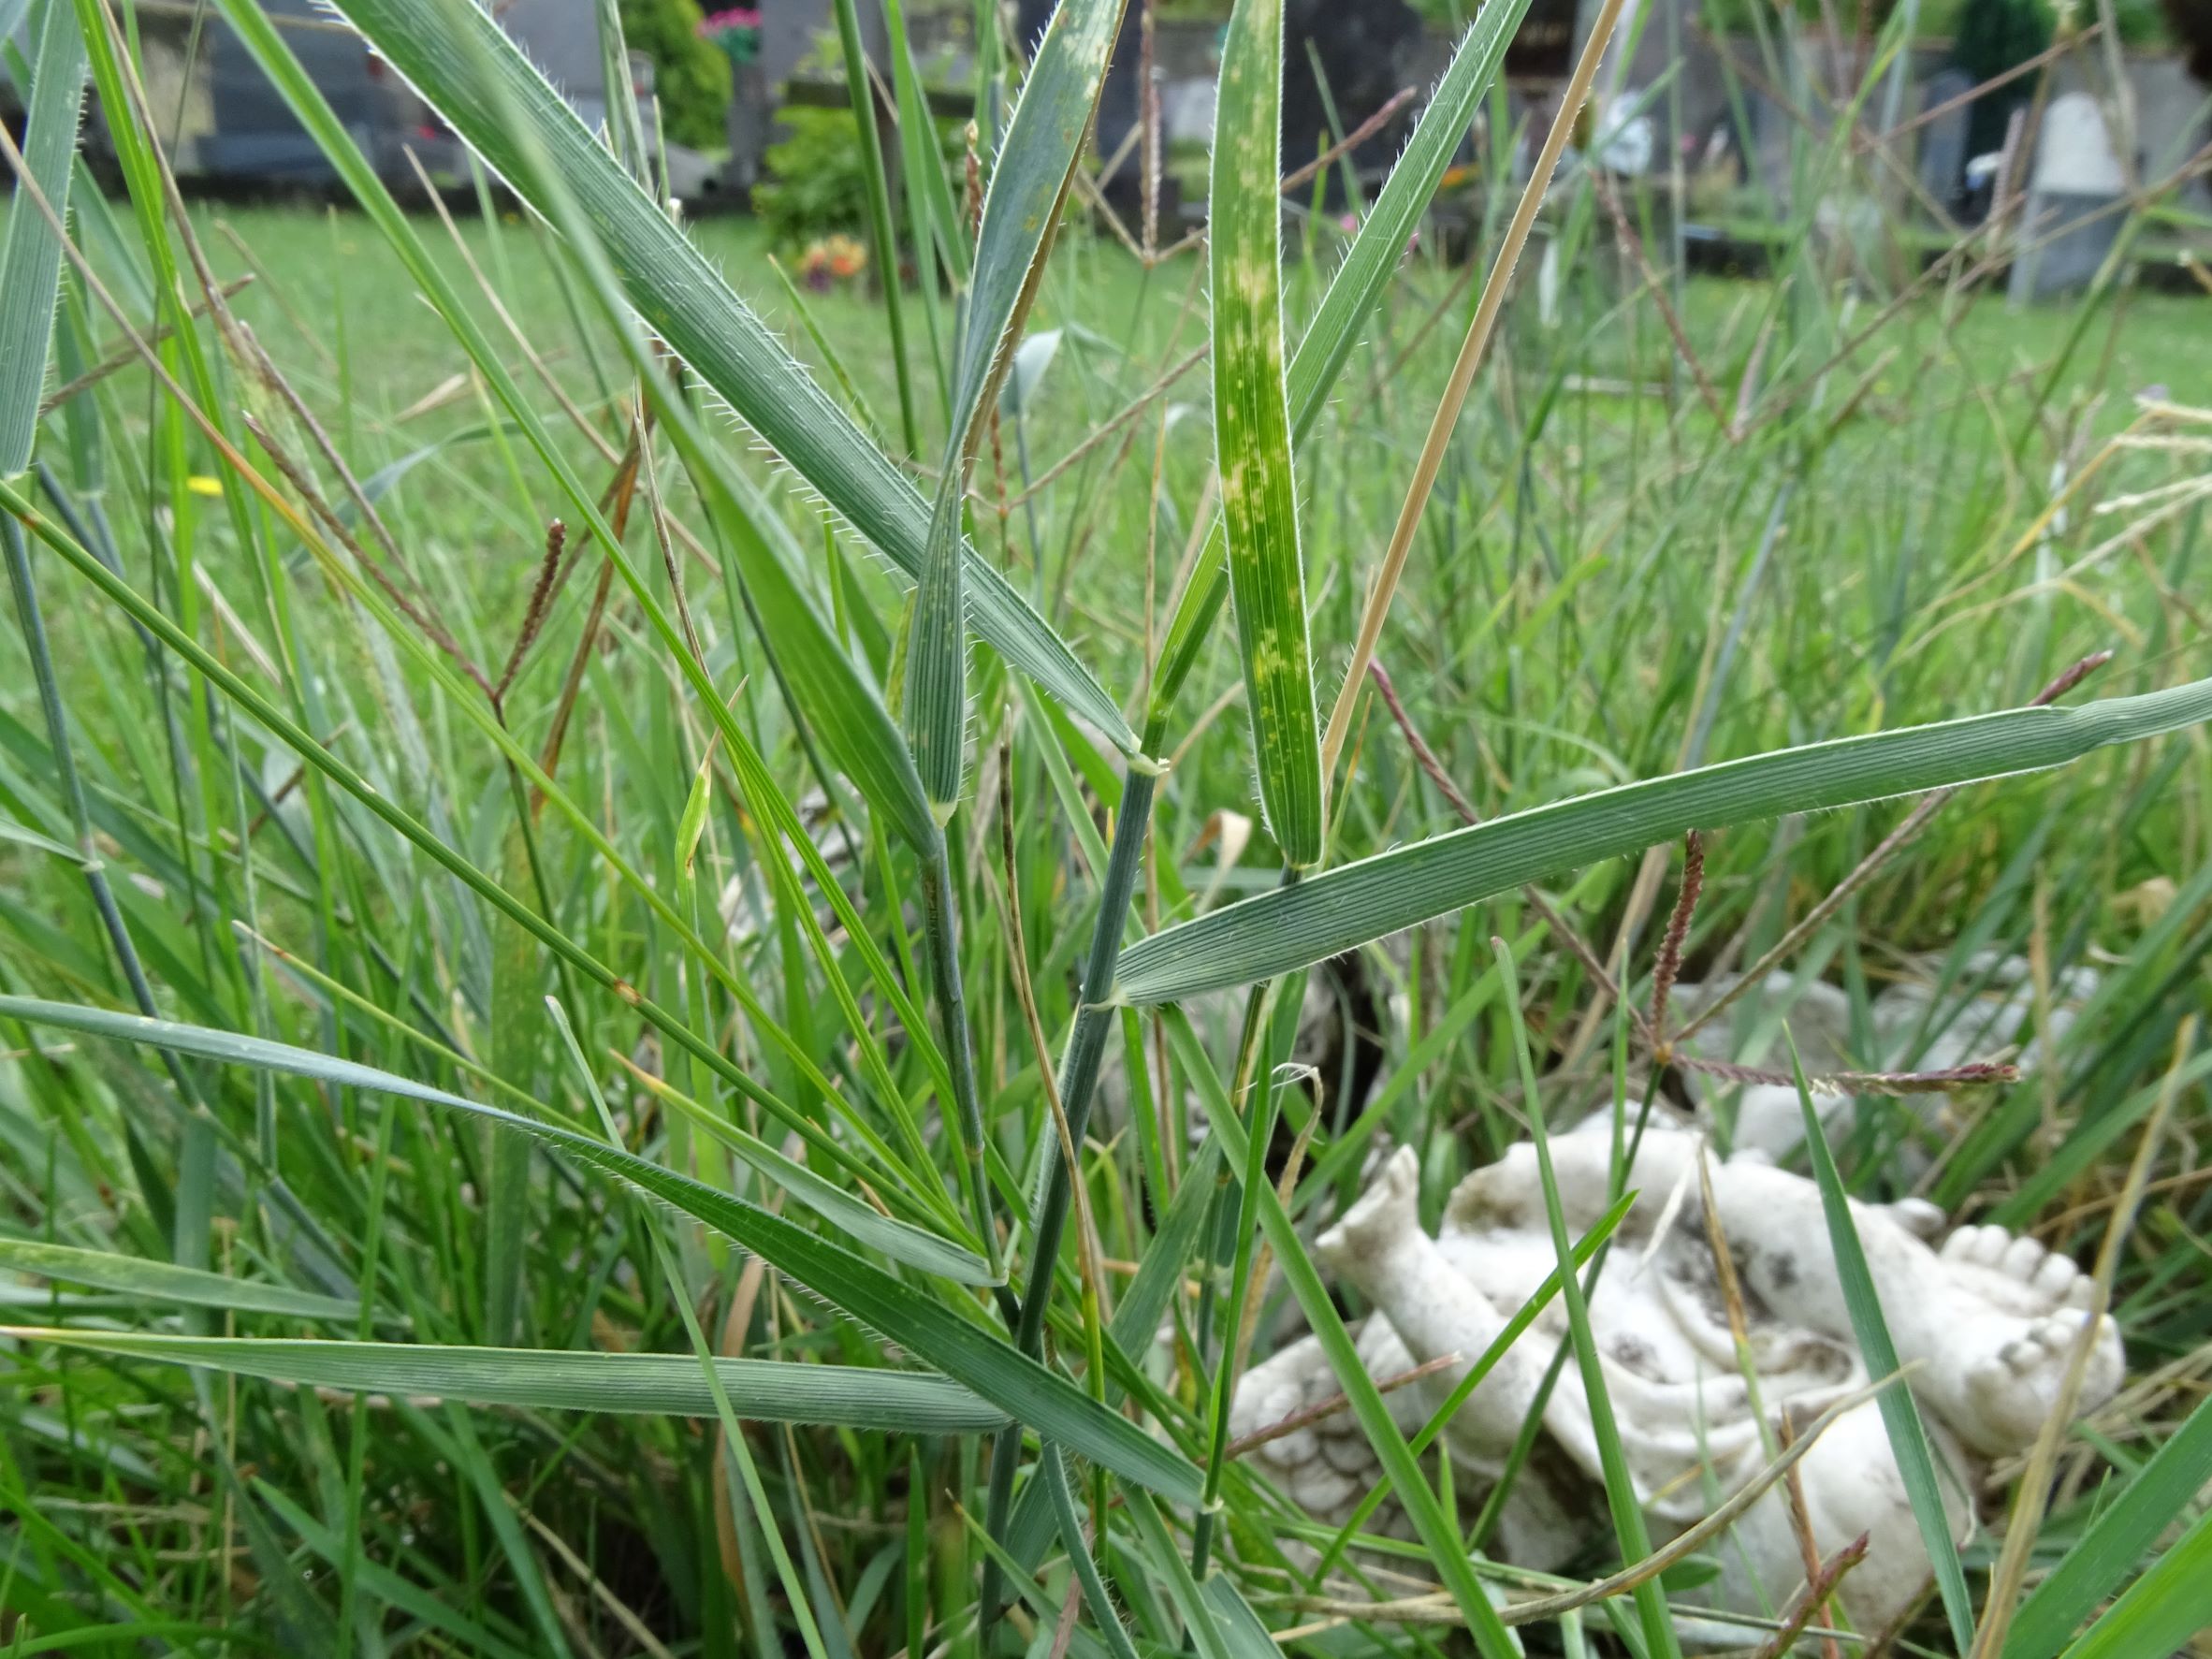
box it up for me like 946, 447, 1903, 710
1043, 1447, 1142, 1659
1788, 1034, 1976, 1651
0, 1240, 359, 1322
299, 0, 1135, 754
829, 0, 919, 455
1283, 0, 1535, 440
1146, 0, 1534, 730
0, 996, 1202, 1502
1163, 1008, 1521, 1659
548, 999, 998, 1287
0, 0, 87, 478
2054, 1506, 2212, 1659
1208, 0, 1321, 867
252, 1483, 541, 1659
689, 442, 936, 853
1493, 939, 1681, 1659
882, 0, 968, 288
1116, 1483, 1237, 1659
908, 0, 1130, 807
1117, 677, 2212, 1001
2005, 1392, 2212, 1659
5, 1331, 1008, 1430
947, 0, 1122, 463
998, 1136, 1223, 1576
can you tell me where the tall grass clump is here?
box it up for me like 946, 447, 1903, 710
2, 0, 2208, 1652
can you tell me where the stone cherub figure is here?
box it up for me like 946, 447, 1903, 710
1230, 1112, 2122, 1638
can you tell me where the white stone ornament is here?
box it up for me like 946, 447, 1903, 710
1230, 1113, 2122, 1640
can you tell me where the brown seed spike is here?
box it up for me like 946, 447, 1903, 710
1650, 830, 1705, 1047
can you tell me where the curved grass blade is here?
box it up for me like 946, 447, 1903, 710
1284, 0, 1534, 438
2052, 1506, 2212, 1659
1043, 1447, 1142, 1659
0, 997, 1202, 1502
1174, 1008, 1521, 1659
5, 1330, 1009, 1430
2005, 1392, 2212, 1659
908, 0, 1131, 807
0, 0, 87, 477
1788, 1035, 1975, 1651
1493, 939, 1681, 1659
300, 0, 1134, 754
1116, 677, 2212, 1002
690, 445, 936, 853
1208, 0, 1321, 866
547, 999, 998, 1287
0, 1240, 360, 1322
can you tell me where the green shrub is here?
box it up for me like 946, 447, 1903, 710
755, 105, 878, 246
755, 87, 963, 252
620, 0, 731, 152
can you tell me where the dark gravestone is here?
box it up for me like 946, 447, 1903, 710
1281, 0, 1423, 205
1917, 68, 1973, 210
1507, 0, 1579, 80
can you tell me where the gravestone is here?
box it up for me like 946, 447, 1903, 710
1281, 0, 1424, 206
2008, 91, 2127, 301
1916, 68, 1973, 211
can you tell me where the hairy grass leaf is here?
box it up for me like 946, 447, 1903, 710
908, 0, 1128, 806
1208, 0, 1321, 866
1117, 677, 2212, 1001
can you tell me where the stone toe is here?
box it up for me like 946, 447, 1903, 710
2001, 1234, 2047, 1279
2031, 1252, 2081, 1300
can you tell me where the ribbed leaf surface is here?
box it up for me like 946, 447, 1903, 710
8, 1331, 1007, 1430
1117, 678, 2212, 1001
1209, 0, 1321, 866
0, 1240, 358, 1321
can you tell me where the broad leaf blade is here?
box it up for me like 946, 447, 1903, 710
1116, 678, 2212, 1001
1147, 0, 1534, 729
1209, 0, 1321, 867
0, 0, 87, 477
7, 1331, 1007, 1430
0, 996, 1201, 1502
308, 0, 1135, 753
